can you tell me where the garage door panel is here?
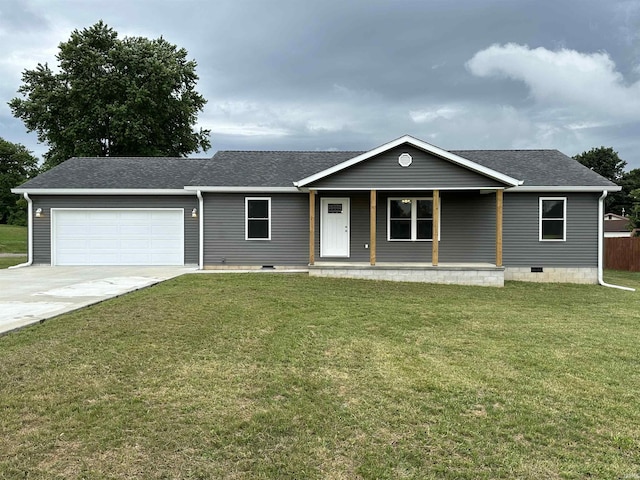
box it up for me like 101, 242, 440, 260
53, 209, 184, 266
120, 225, 153, 235
87, 225, 118, 236
152, 224, 182, 235
56, 238, 89, 249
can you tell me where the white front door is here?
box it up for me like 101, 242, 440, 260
321, 198, 350, 257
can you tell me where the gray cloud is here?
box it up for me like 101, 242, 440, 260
1, 0, 639, 168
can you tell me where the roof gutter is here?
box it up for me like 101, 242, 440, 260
9, 193, 33, 269
511, 185, 623, 193
598, 190, 635, 291
184, 186, 305, 193
11, 188, 195, 195
197, 190, 204, 270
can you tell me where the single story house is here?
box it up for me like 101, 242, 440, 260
12, 135, 620, 287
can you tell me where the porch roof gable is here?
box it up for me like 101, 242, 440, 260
294, 135, 524, 188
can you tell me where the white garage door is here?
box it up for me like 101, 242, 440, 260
52, 209, 184, 266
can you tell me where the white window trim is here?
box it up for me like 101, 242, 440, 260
387, 197, 440, 242
539, 196, 566, 242
245, 197, 271, 241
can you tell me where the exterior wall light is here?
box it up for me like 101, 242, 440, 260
191, 208, 197, 218
35, 208, 43, 218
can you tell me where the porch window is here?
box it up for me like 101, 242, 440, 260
246, 197, 271, 240
388, 197, 434, 241
539, 197, 566, 241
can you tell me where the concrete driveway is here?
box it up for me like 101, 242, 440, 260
0, 266, 195, 335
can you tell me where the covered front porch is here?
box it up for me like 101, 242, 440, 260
307, 189, 506, 287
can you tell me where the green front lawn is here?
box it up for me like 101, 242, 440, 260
0, 224, 27, 253
1, 274, 639, 479
0, 256, 27, 269
604, 269, 640, 290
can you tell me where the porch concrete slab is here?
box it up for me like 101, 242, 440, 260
0, 266, 195, 335
313, 262, 500, 269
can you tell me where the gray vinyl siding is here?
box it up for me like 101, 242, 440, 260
439, 192, 496, 263
314, 191, 498, 263
375, 192, 433, 262
203, 193, 308, 266
30, 195, 199, 265
503, 193, 599, 267
308, 145, 505, 190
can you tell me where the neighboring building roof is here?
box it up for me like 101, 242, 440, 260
604, 217, 631, 233
12, 137, 619, 192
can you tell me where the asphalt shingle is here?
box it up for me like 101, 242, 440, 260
15, 147, 617, 190
452, 149, 618, 187
17, 157, 211, 189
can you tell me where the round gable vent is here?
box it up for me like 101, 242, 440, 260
398, 152, 412, 167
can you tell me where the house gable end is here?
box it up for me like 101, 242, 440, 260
304, 144, 512, 190
296, 135, 522, 190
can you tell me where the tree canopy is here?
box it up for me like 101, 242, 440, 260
9, 21, 210, 170
573, 147, 627, 183
629, 189, 640, 235
573, 147, 629, 213
0, 138, 39, 225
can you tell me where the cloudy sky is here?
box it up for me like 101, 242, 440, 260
1, 0, 639, 168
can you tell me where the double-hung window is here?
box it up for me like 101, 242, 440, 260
539, 197, 566, 241
388, 197, 434, 241
246, 197, 271, 240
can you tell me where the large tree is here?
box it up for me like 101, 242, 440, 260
616, 168, 640, 216
629, 188, 640, 235
573, 147, 626, 182
9, 21, 210, 170
573, 147, 627, 213
0, 138, 39, 225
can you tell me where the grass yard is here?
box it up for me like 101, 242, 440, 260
1, 273, 639, 479
0, 224, 27, 254
0, 256, 27, 269
604, 269, 640, 291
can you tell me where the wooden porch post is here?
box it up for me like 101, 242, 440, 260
370, 190, 376, 265
432, 190, 439, 266
496, 189, 503, 267
309, 190, 315, 265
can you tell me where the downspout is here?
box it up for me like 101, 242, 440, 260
9, 193, 33, 269
197, 190, 204, 270
598, 190, 635, 291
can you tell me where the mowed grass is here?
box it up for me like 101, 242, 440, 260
0, 256, 27, 269
0, 224, 27, 253
605, 269, 640, 290
1, 273, 639, 479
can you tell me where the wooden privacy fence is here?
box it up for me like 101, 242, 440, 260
605, 237, 640, 271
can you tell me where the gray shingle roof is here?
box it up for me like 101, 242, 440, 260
17, 157, 211, 189
451, 150, 618, 187
15, 147, 617, 190
192, 151, 362, 187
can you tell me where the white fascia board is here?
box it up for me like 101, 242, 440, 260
11, 188, 195, 195
184, 186, 305, 193
309, 186, 504, 191
294, 134, 523, 187
509, 185, 622, 193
